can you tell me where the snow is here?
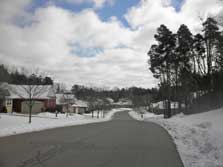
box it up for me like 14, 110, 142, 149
72, 100, 88, 107
151, 101, 185, 109
56, 93, 75, 105
112, 98, 132, 106
0, 108, 130, 137
128, 110, 162, 120
5, 84, 55, 99
129, 109, 223, 167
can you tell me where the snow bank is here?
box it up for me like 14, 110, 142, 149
0, 108, 130, 137
105, 107, 132, 119
129, 109, 223, 167
128, 110, 161, 120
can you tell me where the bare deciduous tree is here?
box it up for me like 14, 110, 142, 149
10, 84, 48, 123
10, 69, 51, 123
60, 93, 74, 117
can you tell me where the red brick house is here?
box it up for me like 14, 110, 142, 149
1, 83, 56, 113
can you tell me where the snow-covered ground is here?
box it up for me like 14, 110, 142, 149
0, 108, 131, 138
129, 109, 223, 167
129, 110, 162, 120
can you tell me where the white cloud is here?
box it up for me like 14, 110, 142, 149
52, 0, 114, 8
0, 2, 156, 88
0, 0, 222, 89
0, 0, 32, 22
125, 0, 223, 55
126, 0, 222, 33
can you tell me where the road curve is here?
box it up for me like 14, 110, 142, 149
0, 111, 183, 167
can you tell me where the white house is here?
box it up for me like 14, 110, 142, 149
56, 93, 75, 113
72, 100, 88, 114
152, 101, 185, 110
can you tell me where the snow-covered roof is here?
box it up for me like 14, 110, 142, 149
152, 101, 165, 109
106, 98, 114, 103
56, 93, 76, 105
4, 84, 55, 99
72, 100, 88, 108
152, 101, 185, 109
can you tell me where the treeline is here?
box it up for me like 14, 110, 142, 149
148, 17, 223, 118
0, 64, 53, 85
71, 84, 155, 106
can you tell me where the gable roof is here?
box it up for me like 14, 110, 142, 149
56, 93, 76, 105
3, 84, 55, 99
72, 100, 88, 108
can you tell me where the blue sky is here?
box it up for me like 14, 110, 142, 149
28, 0, 185, 28
171, 0, 184, 11
97, 0, 139, 27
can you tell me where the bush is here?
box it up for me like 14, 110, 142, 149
0, 106, 7, 113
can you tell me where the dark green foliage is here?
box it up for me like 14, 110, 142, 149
71, 84, 153, 107
202, 17, 220, 75
192, 34, 206, 74
42, 76, 53, 85
216, 33, 223, 71
148, 17, 223, 116
0, 65, 11, 83
176, 24, 193, 70
148, 44, 162, 79
0, 64, 53, 85
148, 25, 176, 118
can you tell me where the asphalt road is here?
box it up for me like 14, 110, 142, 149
0, 111, 184, 167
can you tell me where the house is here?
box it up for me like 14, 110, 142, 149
152, 101, 185, 110
72, 100, 88, 114
0, 83, 56, 113
56, 93, 75, 113
151, 100, 185, 114
152, 101, 166, 110
56, 92, 88, 114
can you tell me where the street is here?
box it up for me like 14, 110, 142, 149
0, 111, 183, 167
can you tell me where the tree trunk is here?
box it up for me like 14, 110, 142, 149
97, 110, 99, 118
166, 64, 172, 118
29, 101, 32, 124
175, 67, 178, 112
66, 104, 69, 117
206, 41, 214, 91
193, 55, 196, 74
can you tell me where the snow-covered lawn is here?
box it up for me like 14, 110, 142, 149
0, 108, 131, 138
129, 109, 223, 167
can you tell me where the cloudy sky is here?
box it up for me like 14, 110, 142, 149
0, 0, 222, 88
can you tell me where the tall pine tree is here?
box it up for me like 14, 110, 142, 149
148, 24, 176, 118
202, 17, 220, 90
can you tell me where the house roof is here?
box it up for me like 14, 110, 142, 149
56, 93, 76, 105
152, 101, 165, 109
106, 98, 114, 103
152, 101, 184, 109
72, 100, 88, 108
2, 84, 55, 99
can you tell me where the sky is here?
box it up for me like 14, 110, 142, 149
0, 0, 222, 89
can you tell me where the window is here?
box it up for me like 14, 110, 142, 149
6, 99, 12, 106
